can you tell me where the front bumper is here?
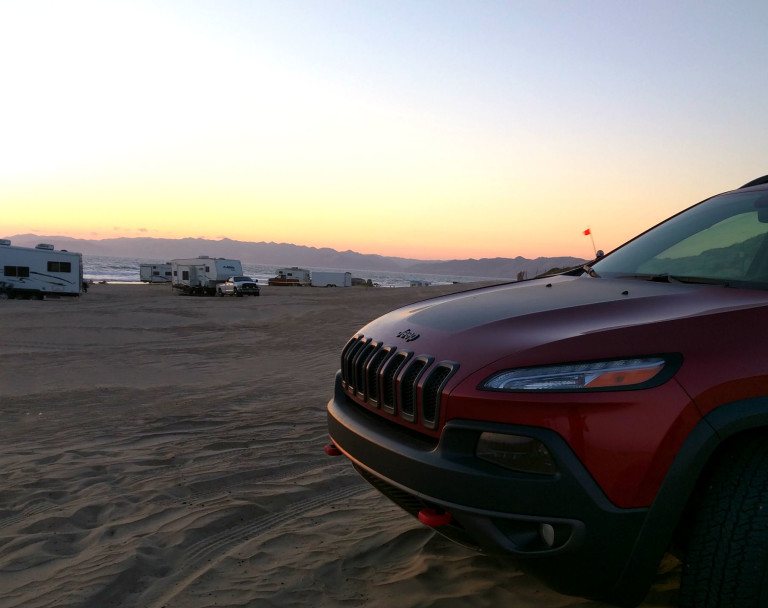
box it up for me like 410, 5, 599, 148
327, 372, 653, 604
234, 285, 260, 295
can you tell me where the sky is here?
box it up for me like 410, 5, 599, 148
2, 0, 768, 261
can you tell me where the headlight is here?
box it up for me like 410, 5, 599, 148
481, 356, 678, 392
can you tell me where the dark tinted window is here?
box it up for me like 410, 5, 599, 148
4, 266, 30, 277
47, 261, 72, 273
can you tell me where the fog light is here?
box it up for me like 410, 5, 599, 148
539, 522, 572, 549
540, 523, 556, 547
476, 433, 557, 475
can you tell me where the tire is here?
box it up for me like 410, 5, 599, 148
679, 436, 768, 608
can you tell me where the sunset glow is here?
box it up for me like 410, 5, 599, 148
3, 1, 767, 261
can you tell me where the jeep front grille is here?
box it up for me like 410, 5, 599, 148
340, 334, 458, 431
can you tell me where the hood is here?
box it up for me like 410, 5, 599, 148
358, 274, 768, 368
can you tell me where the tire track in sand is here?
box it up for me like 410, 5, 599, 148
144, 480, 368, 608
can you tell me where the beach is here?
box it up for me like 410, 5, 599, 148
0, 283, 680, 608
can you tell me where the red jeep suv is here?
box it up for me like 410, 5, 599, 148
326, 176, 768, 607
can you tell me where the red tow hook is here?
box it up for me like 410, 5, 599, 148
418, 508, 453, 527
324, 443, 342, 456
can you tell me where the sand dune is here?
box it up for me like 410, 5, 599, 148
0, 284, 679, 607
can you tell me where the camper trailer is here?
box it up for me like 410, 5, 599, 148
268, 267, 311, 286
171, 256, 243, 296
0, 240, 83, 299
139, 263, 172, 284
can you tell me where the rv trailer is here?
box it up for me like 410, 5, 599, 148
171, 256, 243, 296
139, 263, 172, 284
0, 240, 83, 299
268, 267, 311, 286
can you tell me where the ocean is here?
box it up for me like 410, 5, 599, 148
83, 255, 503, 289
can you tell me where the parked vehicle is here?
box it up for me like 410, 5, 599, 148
326, 175, 768, 607
0, 240, 83, 299
311, 271, 352, 287
139, 263, 172, 283
216, 275, 260, 296
171, 256, 242, 296
268, 267, 310, 286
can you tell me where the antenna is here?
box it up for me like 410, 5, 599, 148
583, 228, 596, 257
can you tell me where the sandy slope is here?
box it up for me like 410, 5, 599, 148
0, 284, 679, 608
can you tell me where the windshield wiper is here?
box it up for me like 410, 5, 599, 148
618, 273, 735, 286
671, 276, 734, 287
618, 273, 681, 283
582, 264, 600, 278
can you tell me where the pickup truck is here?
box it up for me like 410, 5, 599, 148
216, 276, 260, 297
326, 175, 768, 607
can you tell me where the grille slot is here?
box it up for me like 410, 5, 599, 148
381, 351, 411, 414
421, 363, 457, 429
339, 334, 458, 431
341, 335, 366, 392
399, 357, 431, 422
354, 340, 379, 399
366, 346, 394, 407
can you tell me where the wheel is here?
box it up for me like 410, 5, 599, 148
679, 436, 768, 607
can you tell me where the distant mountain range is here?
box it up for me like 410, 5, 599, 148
4, 234, 586, 279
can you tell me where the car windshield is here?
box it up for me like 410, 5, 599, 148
591, 189, 768, 289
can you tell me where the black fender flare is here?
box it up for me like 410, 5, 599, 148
608, 395, 768, 606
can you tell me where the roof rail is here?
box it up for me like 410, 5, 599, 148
739, 175, 768, 189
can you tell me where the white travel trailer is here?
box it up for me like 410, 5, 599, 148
268, 267, 311, 286
139, 263, 172, 284
0, 240, 83, 299
171, 256, 243, 296
311, 271, 352, 287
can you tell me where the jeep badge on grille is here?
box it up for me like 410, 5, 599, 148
396, 329, 420, 342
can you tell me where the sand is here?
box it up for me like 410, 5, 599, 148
0, 283, 680, 608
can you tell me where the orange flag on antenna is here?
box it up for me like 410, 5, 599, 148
583, 228, 591, 236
